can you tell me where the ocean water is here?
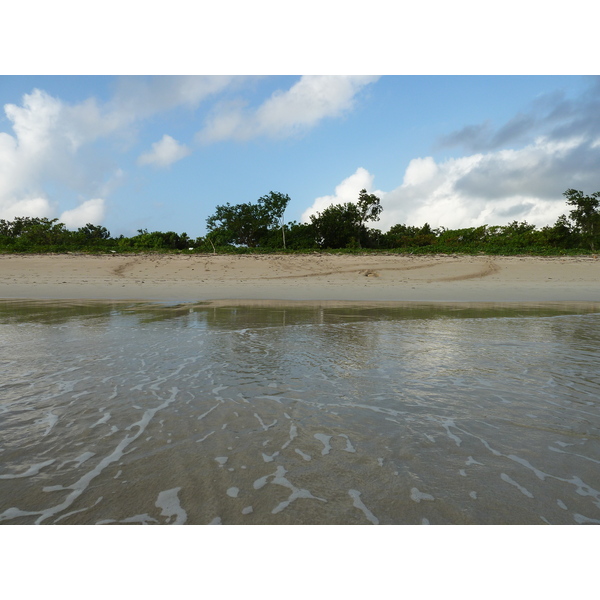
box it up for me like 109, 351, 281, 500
1, 300, 599, 525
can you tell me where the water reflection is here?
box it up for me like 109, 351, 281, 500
1, 300, 599, 524
3, 299, 599, 327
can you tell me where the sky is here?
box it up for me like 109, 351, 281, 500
2, 74, 598, 239
1, 3, 598, 241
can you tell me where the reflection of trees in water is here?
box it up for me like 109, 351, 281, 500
0, 300, 119, 325
2, 299, 596, 327
3, 301, 599, 399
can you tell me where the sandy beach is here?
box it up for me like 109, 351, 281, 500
0, 252, 599, 306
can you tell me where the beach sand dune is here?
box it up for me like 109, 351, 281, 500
0, 253, 598, 305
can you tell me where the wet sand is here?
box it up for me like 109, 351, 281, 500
0, 252, 599, 304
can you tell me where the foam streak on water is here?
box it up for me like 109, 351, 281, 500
1, 302, 599, 524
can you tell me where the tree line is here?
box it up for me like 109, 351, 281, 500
1, 188, 599, 254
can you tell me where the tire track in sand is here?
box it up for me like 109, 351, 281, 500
260, 260, 463, 280
111, 258, 142, 278
427, 260, 500, 282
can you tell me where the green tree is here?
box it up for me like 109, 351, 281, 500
541, 214, 576, 249
0, 217, 71, 250
206, 202, 264, 247
564, 189, 600, 251
382, 223, 419, 248
356, 189, 383, 246
259, 191, 290, 249
206, 192, 291, 248
75, 224, 111, 248
310, 202, 362, 248
309, 189, 383, 249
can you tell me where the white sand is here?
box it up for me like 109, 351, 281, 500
0, 253, 599, 306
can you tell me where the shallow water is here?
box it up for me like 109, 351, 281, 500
1, 300, 599, 525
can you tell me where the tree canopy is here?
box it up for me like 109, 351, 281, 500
309, 189, 382, 249
1, 189, 599, 255
205, 191, 290, 248
563, 188, 600, 251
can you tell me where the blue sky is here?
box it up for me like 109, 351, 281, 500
1, 74, 599, 239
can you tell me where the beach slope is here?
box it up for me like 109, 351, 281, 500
0, 253, 598, 304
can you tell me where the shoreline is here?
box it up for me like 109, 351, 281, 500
0, 253, 599, 306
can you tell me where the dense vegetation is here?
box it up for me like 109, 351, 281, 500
1, 188, 599, 255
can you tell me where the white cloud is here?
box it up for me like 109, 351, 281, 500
402, 157, 439, 187
0, 90, 71, 220
110, 76, 238, 125
0, 90, 114, 228
198, 75, 379, 143
301, 167, 379, 222
59, 199, 106, 229
0, 78, 239, 225
0, 197, 55, 221
385, 138, 599, 229
312, 134, 600, 233
138, 135, 191, 168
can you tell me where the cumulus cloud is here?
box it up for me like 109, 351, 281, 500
301, 167, 380, 222
0, 88, 128, 225
137, 135, 191, 168
198, 75, 379, 143
391, 134, 600, 229
0, 78, 239, 225
59, 198, 106, 229
0, 90, 68, 220
310, 134, 600, 233
0, 197, 55, 221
